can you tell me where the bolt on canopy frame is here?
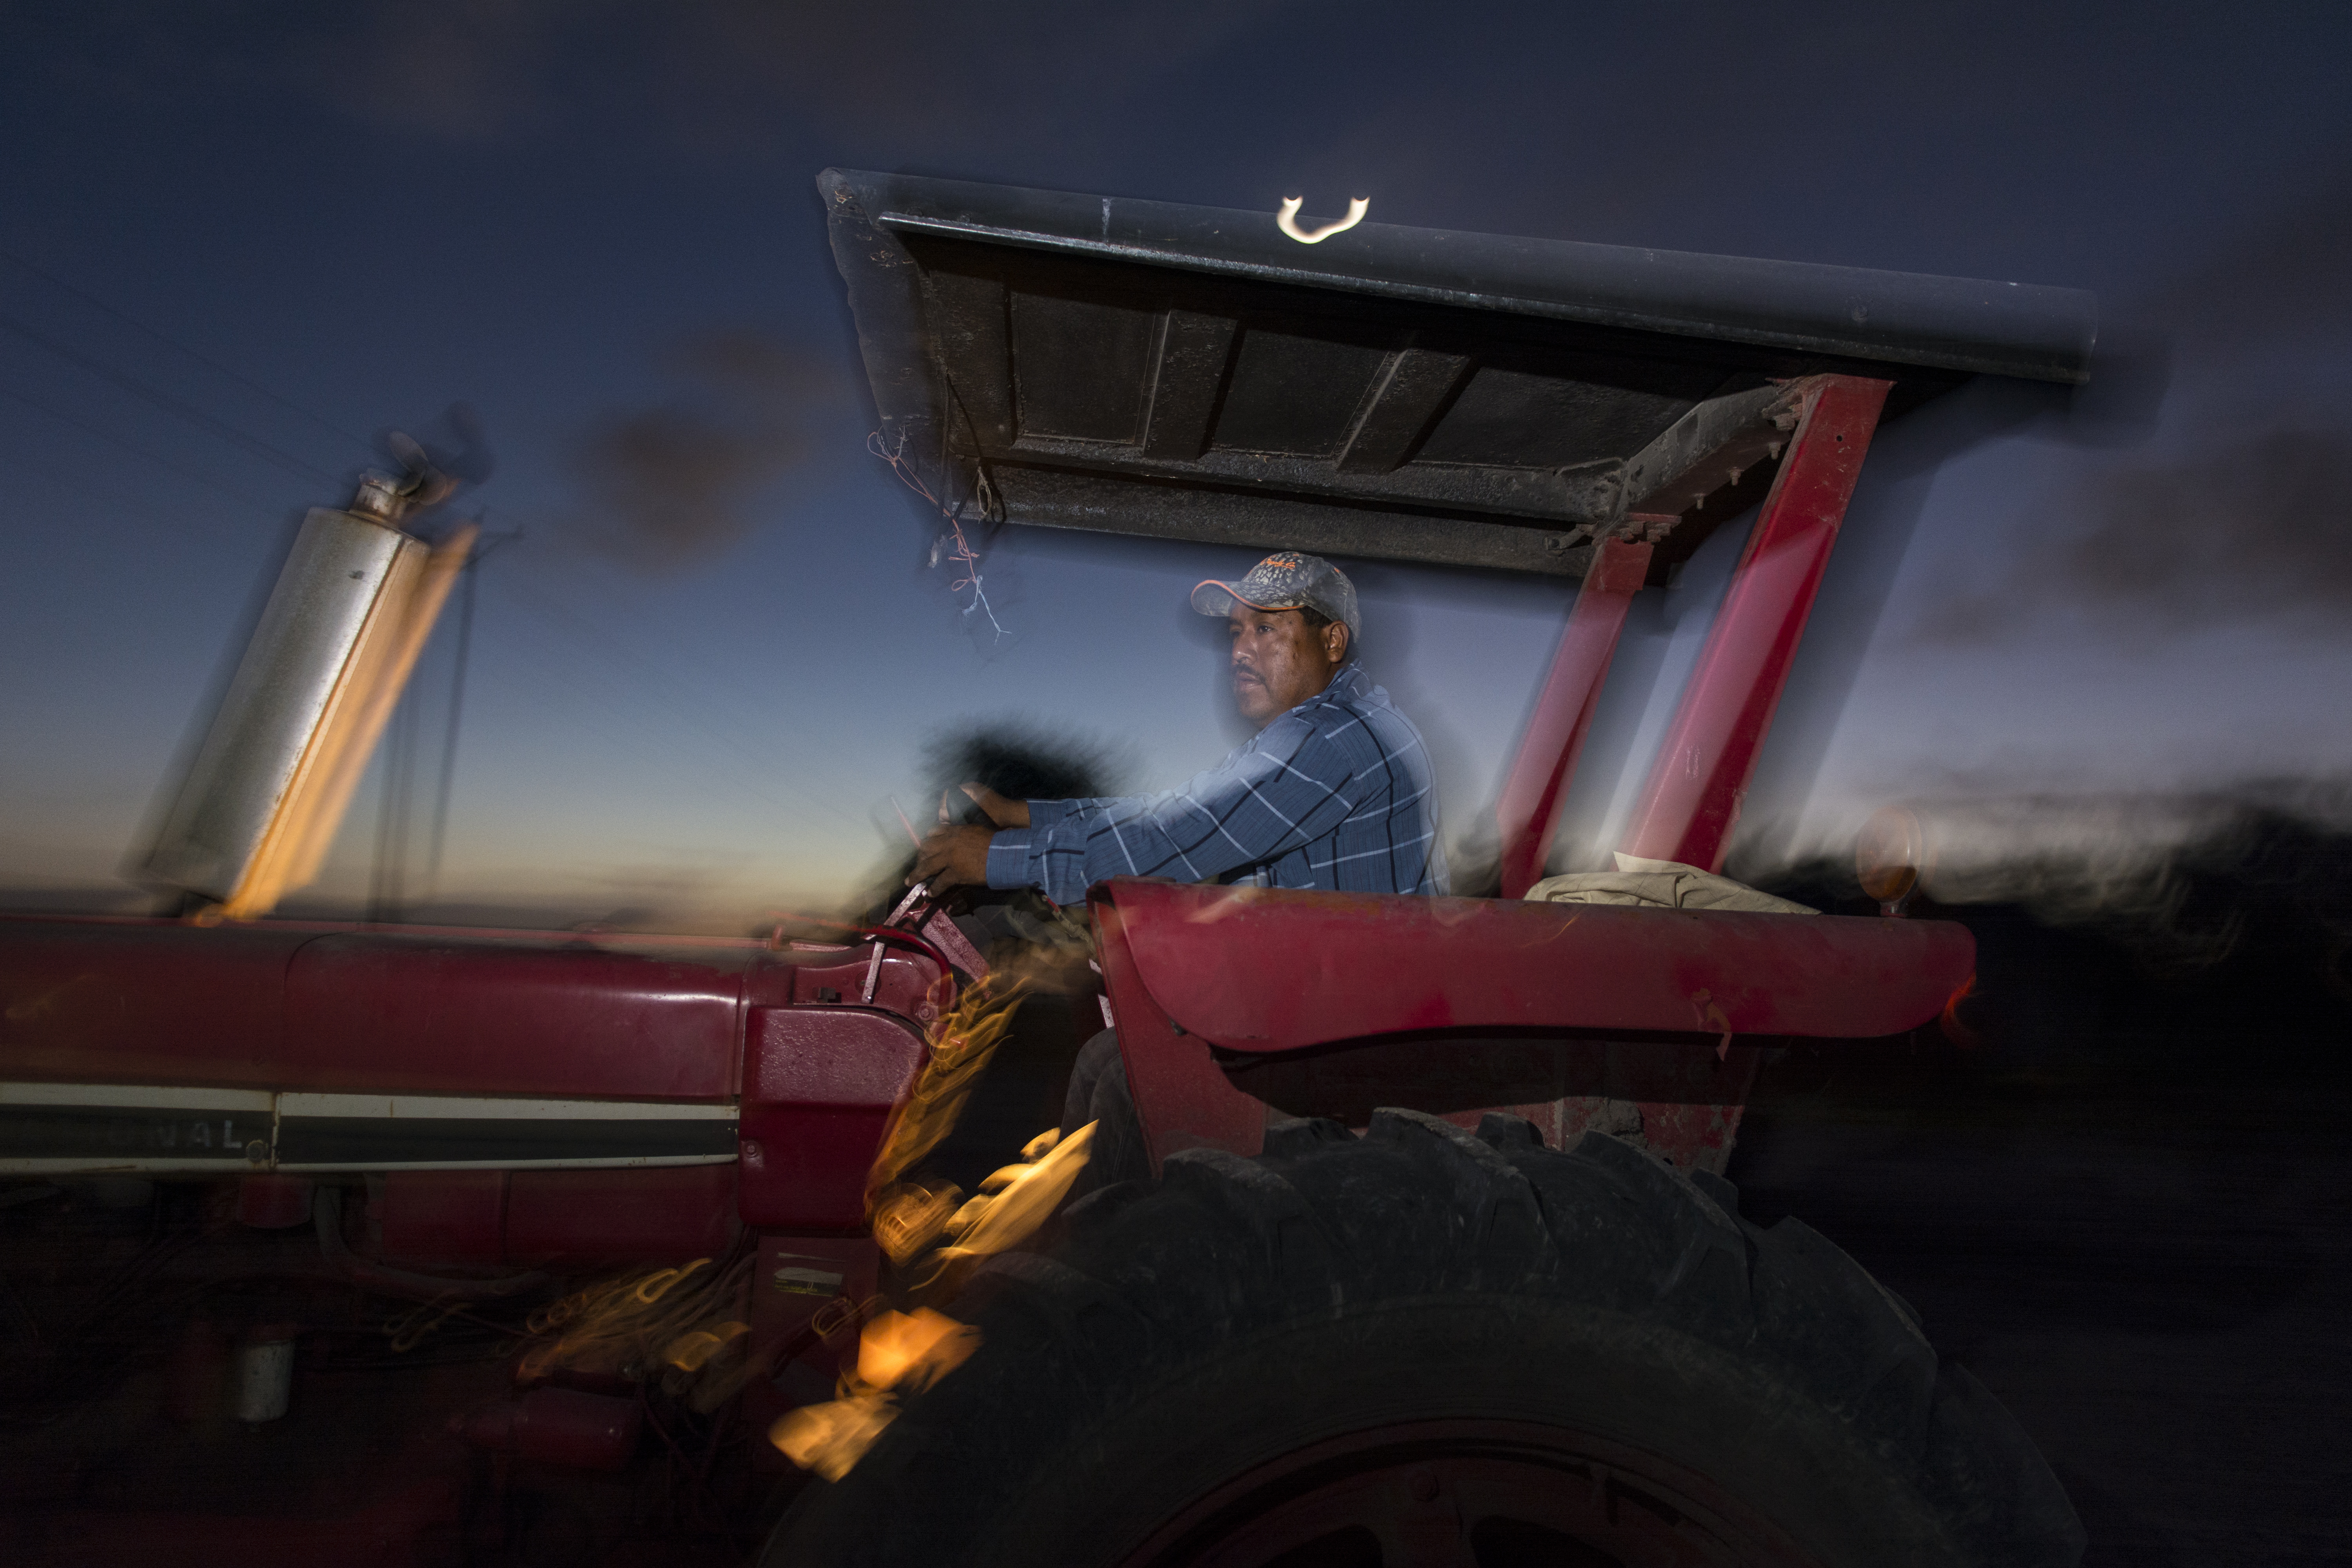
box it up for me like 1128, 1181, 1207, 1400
822, 169, 2094, 1169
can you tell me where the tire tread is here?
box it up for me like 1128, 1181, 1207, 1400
770, 1109, 2083, 1568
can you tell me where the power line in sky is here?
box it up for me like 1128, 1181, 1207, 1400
468, 605, 823, 828
17, 452, 229, 524
0, 245, 377, 455
3, 390, 285, 516
0, 312, 344, 487
487, 571, 858, 826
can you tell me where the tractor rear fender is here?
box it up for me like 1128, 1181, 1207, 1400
1091, 878, 1973, 1173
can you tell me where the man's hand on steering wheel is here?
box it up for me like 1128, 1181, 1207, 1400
908, 782, 1031, 891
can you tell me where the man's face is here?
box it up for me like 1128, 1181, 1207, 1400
1228, 605, 1348, 726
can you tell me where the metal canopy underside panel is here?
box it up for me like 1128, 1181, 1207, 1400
821, 169, 2096, 579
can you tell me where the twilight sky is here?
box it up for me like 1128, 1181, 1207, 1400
2, 2, 2348, 929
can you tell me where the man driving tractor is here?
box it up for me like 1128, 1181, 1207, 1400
907, 550, 1449, 904
907, 549, 1450, 1190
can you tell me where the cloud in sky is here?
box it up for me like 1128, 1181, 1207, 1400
571, 329, 844, 571
1912, 164, 2352, 645
296, 0, 569, 143
1922, 425, 2352, 641
33, 0, 1307, 153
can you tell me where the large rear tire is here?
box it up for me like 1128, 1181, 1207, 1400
766, 1109, 2082, 1567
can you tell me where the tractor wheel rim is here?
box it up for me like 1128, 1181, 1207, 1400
1118, 1418, 1822, 1568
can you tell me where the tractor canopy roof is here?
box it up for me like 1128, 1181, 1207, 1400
820, 169, 2095, 580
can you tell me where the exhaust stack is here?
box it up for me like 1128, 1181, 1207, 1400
143, 465, 477, 920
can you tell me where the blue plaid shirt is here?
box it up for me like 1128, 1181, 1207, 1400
984, 664, 1448, 907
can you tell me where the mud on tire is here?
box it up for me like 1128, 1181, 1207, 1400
766, 1110, 2082, 1568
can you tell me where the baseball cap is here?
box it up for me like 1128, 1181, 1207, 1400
1190, 552, 1360, 641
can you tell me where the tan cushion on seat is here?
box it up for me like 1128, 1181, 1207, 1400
1523, 852, 1818, 915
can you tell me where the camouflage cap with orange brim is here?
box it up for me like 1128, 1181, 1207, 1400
1190, 552, 1359, 641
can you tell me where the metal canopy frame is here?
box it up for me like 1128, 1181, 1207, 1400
822, 167, 2092, 581
1497, 374, 1893, 889
822, 167, 2096, 904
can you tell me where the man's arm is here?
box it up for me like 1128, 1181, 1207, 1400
908, 785, 1029, 891
986, 716, 1363, 906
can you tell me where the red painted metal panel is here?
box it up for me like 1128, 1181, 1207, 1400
775, 949, 943, 1022
0, 916, 309, 1087
1099, 877, 1963, 1172
234, 1173, 315, 1228
737, 1006, 927, 1230
504, 1165, 739, 1264
379, 1170, 508, 1263
0, 915, 761, 1101
1495, 537, 1653, 898
282, 933, 746, 1100
742, 1005, 927, 1110
1095, 895, 1265, 1175
1099, 879, 1971, 1051
376, 1166, 739, 1264
1618, 375, 1891, 871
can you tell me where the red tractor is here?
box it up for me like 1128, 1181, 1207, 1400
2, 171, 2095, 1567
